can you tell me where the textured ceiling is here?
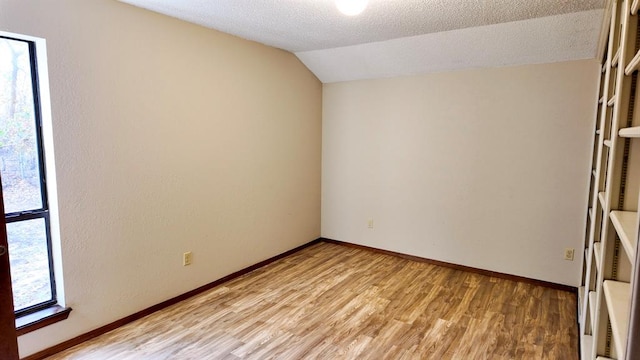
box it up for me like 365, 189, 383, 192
119, 0, 606, 82
298, 10, 604, 83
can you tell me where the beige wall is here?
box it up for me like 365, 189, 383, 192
322, 60, 599, 286
0, 0, 322, 356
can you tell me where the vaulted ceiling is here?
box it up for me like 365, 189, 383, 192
119, 0, 606, 83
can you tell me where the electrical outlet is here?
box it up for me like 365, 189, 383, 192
564, 248, 575, 261
367, 219, 374, 229
183, 251, 193, 266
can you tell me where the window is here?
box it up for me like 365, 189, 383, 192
0, 35, 56, 317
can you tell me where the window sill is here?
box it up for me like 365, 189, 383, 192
16, 306, 72, 336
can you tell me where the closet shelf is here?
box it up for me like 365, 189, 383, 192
594, 242, 602, 271
598, 191, 606, 207
596, 129, 601, 135
610, 211, 637, 261
603, 280, 631, 359
619, 126, 640, 137
599, 95, 605, 104
633, 0, 640, 14
626, 49, 640, 75
592, 169, 597, 178
608, 95, 616, 107
604, 139, 613, 148
613, 48, 620, 67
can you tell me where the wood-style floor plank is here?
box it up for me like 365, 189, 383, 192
46, 242, 578, 359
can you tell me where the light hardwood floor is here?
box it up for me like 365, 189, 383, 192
47, 242, 578, 359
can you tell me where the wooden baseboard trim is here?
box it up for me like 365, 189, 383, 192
21, 238, 323, 360
321, 238, 577, 293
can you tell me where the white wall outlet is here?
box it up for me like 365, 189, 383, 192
564, 248, 575, 261
183, 251, 193, 266
367, 219, 374, 229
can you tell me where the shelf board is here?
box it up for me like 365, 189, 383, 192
579, 286, 585, 315
589, 291, 596, 330
594, 242, 602, 270
592, 169, 597, 178
581, 334, 593, 360
608, 95, 616, 107
598, 191, 606, 208
610, 211, 637, 261
599, 95, 605, 104
619, 126, 640, 138
604, 139, 613, 148
613, 48, 620, 67
634, 0, 640, 14
596, 129, 601, 135
626, 48, 640, 75
603, 280, 631, 359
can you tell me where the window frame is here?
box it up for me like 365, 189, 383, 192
1, 35, 57, 318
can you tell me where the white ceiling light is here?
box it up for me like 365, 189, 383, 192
335, 0, 368, 16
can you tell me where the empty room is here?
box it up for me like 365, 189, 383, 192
1, 0, 639, 359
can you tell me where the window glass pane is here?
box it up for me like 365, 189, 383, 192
7, 218, 52, 311
0, 38, 43, 213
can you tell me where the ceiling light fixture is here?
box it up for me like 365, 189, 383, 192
335, 0, 368, 16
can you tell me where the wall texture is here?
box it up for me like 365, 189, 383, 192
322, 60, 599, 286
0, 0, 322, 356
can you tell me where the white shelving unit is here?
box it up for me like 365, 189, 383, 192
579, 0, 640, 359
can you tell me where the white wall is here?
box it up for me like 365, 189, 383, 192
0, 0, 322, 357
322, 60, 599, 286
